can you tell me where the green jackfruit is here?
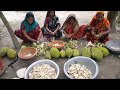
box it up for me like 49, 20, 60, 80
98, 46, 109, 57
91, 47, 97, 52
82, 47, 91, 58
60, 50, 66, 58
7, 48, 17, 59
50, 47, 60, 58
73, 49, 80, 57
91, 47, 103, 60
0, 47, 9, 57
66, 48, 73, 58
20, 45, 27, 50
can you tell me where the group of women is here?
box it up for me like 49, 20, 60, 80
15, 11, 111, 44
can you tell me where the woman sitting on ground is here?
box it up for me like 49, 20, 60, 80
15, 12, 42, 43
41, 11, 62, 40
61, 14, 86, 40
85, 11, 111, 43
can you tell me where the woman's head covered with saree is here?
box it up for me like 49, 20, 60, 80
21, 12, 38, 32
63, 14, 79, 32
90, 11, 110, 31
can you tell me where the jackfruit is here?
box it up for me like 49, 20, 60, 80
20, 45, 27, 50
73, 49, 80, 57
82, 47, 91, 58
50, 47, 60, 58
91, 47, 97, 52
60, 50, 66, 58
98, 46, 109, 57
0, 47, 9, 57
45, 51, 51, 59
7, 48, 17, 59
66, 48, 73, 58
91, 47, 103, 60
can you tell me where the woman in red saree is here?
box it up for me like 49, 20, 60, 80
14, 12, 42, 43
61, 14, 86, 39
85, 11, 111, 43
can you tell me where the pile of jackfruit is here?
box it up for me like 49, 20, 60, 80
44, 47, 80, 59
81, 42, 109, 60
20, 40, 109, 61
23, 39, 80, 59
44, 41, 109, 60
0, 47, 17, 59
44, 40, 80, 59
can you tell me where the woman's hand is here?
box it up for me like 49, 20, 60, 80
50, 31, 54, 35
68, 34, 73, 38
99, 32, 103, 37
95, 32, 103, 39
53, 30, 57, 35
31, 39, 37, 43
37, 29, 42, 40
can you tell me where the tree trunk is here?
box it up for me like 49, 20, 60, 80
116, 11, 120, 23
107, 11, 119, 32
0, 11, 20, 50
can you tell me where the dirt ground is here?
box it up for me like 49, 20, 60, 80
0, 11, 120, 79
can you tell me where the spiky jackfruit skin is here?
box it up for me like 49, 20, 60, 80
20, 45, 27, 50
73, 49, 80, 57
50, 47, 60, 58
98, 46, 109, 57
7, 48, 17, 59
91, 47, 103, 60
0, 47, 9, 57
82, 47, 91, 58
66, 48, 73, 58
60, 50, 66, 58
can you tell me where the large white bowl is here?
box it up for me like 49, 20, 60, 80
24, 59, 60, 79
64, 56, 99, 79
105, 40, 120, 55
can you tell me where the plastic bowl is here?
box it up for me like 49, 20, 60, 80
24, 59, 60, 79
18, 47, 37, 60
64, 56, 99, 79
49, 40, 65, 49
105, 40, 120, 55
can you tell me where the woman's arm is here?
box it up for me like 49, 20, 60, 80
38, 29, 43, 40
45, 24, 53, 34
97, 25, 111, 39
68, 25, 79, 38
22, 29, 36, 42
62, 24, 69, 37
100, 25, 111, 36
91, 27, 96, 36
53, 24, 61, 34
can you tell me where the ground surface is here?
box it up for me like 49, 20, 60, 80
0, 11, 120, 79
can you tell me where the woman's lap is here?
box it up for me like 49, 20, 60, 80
14, 29, 40, 43
41, 27, 62, 38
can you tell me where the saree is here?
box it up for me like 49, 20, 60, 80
42, 15, 62, 38
63, 14, 86, 39
86, 11, 110, 43
14, 12, 40, 43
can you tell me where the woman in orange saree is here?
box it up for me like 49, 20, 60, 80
85, 11, 111, 43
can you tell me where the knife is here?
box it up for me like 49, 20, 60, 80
0, 55, 19, 77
